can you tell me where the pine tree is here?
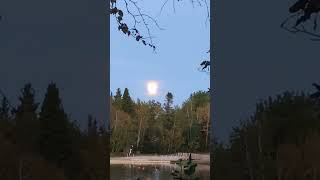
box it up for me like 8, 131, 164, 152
0, 95, 14, 144
93, 118, 98, 136
87, 114, 93, 134
122, 88, 134, 115
38, 83, 72, 167
15, 83, 38, 121
163, 92, 175, 153
0, 96, 10, 121
14, 83, 39, 152
87, 114, 98, 137
164, 92, 174, 129
113, 88, 122, 109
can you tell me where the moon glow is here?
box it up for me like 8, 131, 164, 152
147, 81, 159, 96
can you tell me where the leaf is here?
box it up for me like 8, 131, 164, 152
118, 10, 123, 17
136, 35, 142, 41
132, 28, 139, 33
110, 7, 118, 15
119, 24, 128, 34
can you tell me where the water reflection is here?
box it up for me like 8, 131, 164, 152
110, 164, 210, 180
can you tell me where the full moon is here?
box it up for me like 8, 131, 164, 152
147, 81, 159, 96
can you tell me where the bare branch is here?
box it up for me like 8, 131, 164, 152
126, 0, 155, 47
111, 0, 210, 50
159, 0, 170, 15
110, 0, 162, 51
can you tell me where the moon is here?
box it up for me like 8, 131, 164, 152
146, 81, 159, 96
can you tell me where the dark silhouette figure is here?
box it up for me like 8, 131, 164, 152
127, 145, 134, 157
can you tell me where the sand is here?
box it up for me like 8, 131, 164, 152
110, 153, 210, 165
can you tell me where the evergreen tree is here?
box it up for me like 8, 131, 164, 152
38, 83, 72, 167
15, 84, 38, 121
87, 114, 98, 137
14, 83, 39, 152
113, 88, 122, 109
93, 118, 98, 136
87, 114, 93, 134
163, 92, 174, 129
121, 88, 134, 115
0, 95, 14, 143
0, 96, 10, 121
162, 92, 176, 153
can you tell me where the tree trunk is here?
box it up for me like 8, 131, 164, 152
114, 110, 118, 131
19, 159, 23, 180
170, 116, 176, 153
277, 150, 281, 180
258, 119, 265, 180
189, 101, 193, 149
205, 106, 210, 149
136, 117, 143, 149
244, 132, 254, 180
313, 168, 317, 180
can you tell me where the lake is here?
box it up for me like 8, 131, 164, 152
110, 164, 210, 180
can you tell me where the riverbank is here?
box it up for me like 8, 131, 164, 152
110, 153, 210, 165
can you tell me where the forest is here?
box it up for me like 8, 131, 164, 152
0, 83, 108, 180
110, 88, 210, 155
213, 88, 320, 180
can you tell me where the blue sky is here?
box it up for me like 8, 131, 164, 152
111, 0, 210, 106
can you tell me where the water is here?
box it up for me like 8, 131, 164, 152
110, 164, 210, 180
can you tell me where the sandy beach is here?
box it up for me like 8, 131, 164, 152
110, 153, 210, 166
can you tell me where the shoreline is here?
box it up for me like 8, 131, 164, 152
110, 153, 210, 166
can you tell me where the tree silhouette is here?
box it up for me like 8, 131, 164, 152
0, 96, 10, 121
14, 83, 39, 152
121, 88, 134, 115
281, 0, 320, 40
113, 88, 122, 109
38, 83, 73, 167
310, 83, 320, 99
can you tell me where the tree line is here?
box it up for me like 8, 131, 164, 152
213, 89, 320, 180
110, 88, 210, 155
0, 83, 108, 180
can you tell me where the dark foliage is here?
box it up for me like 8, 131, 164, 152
0, 83, 108, 180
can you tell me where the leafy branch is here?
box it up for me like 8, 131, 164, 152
281, 0, 320, 41
199, 49, 210, 73
110, 0, 164, 51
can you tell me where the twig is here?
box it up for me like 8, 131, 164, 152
159, 0, 170, 15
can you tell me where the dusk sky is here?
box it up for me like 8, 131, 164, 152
110, 1, 210, 106
213, 0, 320, 142
2, 0, 320, 143
0, 0, 107, 128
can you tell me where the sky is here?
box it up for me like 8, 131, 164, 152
110, 0, 210, 106
0, 0, 107, 128
2, 0, 319, 143
213, 0, 320, 142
